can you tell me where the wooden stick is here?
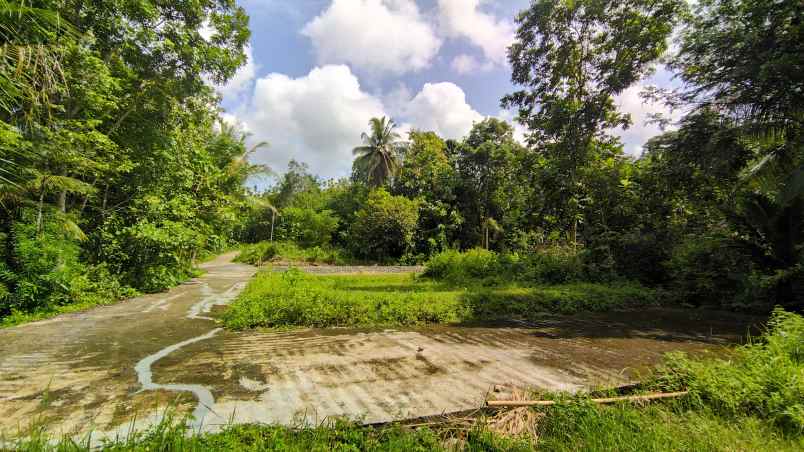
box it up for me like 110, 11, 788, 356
486, 391, 689, 407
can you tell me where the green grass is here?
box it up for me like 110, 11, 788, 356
222, 270, 657, 330
8, 417, 530, 452
222, 270, 468, 329
536, 402, 803, 451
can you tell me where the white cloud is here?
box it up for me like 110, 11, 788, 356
438, 0, 515, 66
614, 83, 682, 156
237, 65, 387, 178
216, 46, 258, 100
400, 82, 484, 139
450, 53, 494, 74
301, 0, 441, 75
227, 68, 490, 179
496, 109, 528, 144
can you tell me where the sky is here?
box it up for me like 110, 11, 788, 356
213, 0, 678, 180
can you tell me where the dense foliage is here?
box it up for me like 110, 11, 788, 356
238, 0, 803, 313
0, 1, 260, 320
4, 0, 803, 321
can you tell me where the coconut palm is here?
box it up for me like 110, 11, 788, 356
352, 116, 403, 188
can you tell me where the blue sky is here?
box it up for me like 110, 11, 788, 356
214, 0, 676, 180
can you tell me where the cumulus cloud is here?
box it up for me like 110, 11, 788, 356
438, 0, 515, 67
399, 82, 484, 139
496, 109, 528, 144
614, 83, 682, 156
216, 46, 258, 100
227, 67, 491, 179
236, 65, 386, 178
302, 0, 441, 75
450, 53, 494, 75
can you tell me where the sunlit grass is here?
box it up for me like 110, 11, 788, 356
222, 270, 657, 330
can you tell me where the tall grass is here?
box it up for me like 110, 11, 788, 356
222, 270, 468, 329
649, 308, 804, 433
537, 308, 804, 449
222, 270, 657, 330
9, 417, 526, 452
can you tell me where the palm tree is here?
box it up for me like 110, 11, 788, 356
352, 116, 403, 188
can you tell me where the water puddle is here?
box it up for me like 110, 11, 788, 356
132, 281, 246, 429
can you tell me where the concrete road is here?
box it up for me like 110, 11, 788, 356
0, 254, 755, 440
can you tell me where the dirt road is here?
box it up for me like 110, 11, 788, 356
0, 254, 757, 440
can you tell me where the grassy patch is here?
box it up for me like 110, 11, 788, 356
222, 270, 468, 329
536, 402, 803, 451
9, 417, 529, 452
464, 283, 658, 317
222, 270, 657, 330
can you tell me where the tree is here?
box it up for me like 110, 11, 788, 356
349, 189, 419, 261
503, 0, 684, 241
394, 130, 461, 256
352, 117, 403, 188
674, 0, 803, 126
451, 119, 529, 250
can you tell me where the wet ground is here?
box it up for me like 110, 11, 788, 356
0, 254, 760, 440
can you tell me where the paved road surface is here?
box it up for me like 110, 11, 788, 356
0, 253, 756, 440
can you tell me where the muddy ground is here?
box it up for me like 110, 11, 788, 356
0, 253, 760, 440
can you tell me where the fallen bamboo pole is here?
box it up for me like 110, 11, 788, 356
486, 391, 689, 407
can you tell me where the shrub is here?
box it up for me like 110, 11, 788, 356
521, 246, 585, 284
424, 248, 501, 282
0, 216, 138, 322
665, 234, 755, 307
235, 241, 350, 266
94, 218, 203, 292
425, 247, 587, 285
349, 189, 419, 261
463, 283, 658, 317
274, 207, 339, 248
234, 241, 278, 265
651, 308, 804, 433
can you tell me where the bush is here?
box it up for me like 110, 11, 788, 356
521, 247, 585, 284
94, 218, 203, 292
235, 241, 350, 266
1, 215, 138, 324
349, 189, 419, 261
464, 283, 658, 317
651, 308, 804, 433
424, 248, 500, 281
234, 241, 278, 265
665, 234, 755, 307
425, 247, 587, 285
274, 207, 339, 248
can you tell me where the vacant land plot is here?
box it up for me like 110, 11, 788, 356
222, 270, 658, 330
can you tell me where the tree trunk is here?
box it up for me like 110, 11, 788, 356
58, 190, 67, 213
270, 210, 276, 242
101, 184, 109, 219
36, 187, 45, 235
